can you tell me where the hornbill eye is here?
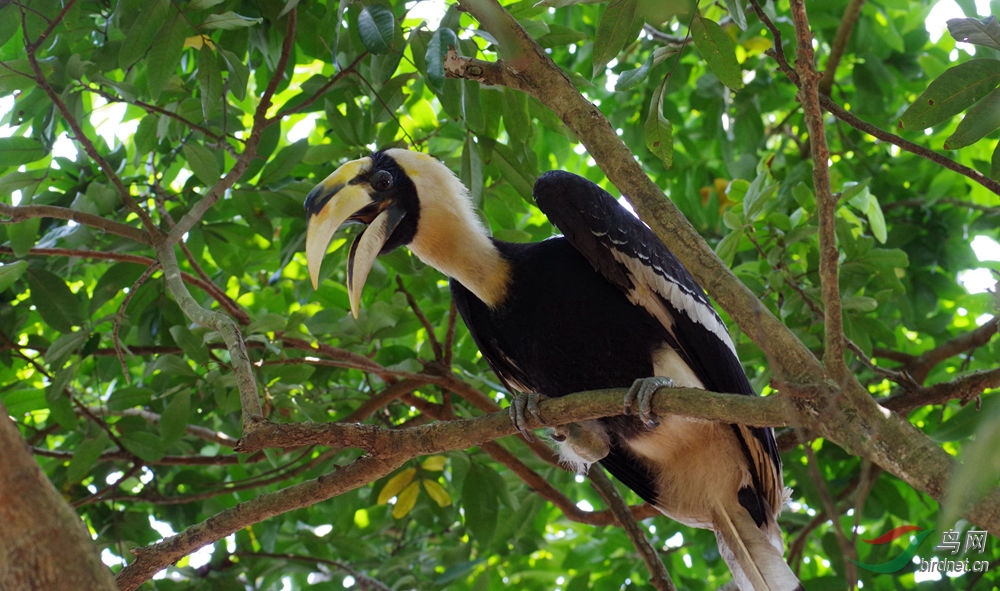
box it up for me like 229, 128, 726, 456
371, 169, 393, 192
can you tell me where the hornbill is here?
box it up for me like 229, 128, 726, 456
304, 148, 800, 591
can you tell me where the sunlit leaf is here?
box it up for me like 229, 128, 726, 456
0, 137, 46, 167
422, 479, 452, 507
378, 467, 417, 505
358, 5, 395, 54
0, 260, 28, 292
392, 481, 421, 518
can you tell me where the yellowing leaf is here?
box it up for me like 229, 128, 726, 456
421, 455, 447, 471
377, 467, 416, 505
392, 481, 421, 519
422, 479, 452, 507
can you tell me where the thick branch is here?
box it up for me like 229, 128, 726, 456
881, 368, 1000, 414
155, 243, 262, 422
237, 387, 795, 454
115, 453, 406, 591
1, 405, 118, 590
876, 316, 999, 385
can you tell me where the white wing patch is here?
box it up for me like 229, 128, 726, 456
608, 246, 737, 355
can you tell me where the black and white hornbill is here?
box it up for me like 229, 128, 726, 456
304, 148, 800, 591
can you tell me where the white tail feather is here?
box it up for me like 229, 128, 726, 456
712, 503, 802, 591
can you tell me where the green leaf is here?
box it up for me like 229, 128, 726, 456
119, 0, 171, 68
716, 229, 743, 266
197, 46, 223, 120
107, 386, 155, 411
219, 48, 249, 100
945, 87, 1000, 149
8, 218, 40, 258
615, 57, 652, 92
899, 59, 1000, 130
257, 140, 309, 186
866, 195, 887, 244
940, 400, 1000, 527
147, 15, 189, 100
46, 329, 91, 369
0, 260, 28, 292
201, 11, 263, 30
0, 137, 46, 167
45, 367, 77, 429
462, 463, 500, 547
134, 114, 159, 155
992, 141, 1000, 180
160, 391, 192, 444
169, 325, 210, 366
182, 143, 221, 186
592, 0, 641, 77
26, 268, 86, 332
842, 295, 878, 312
66, 433, 110, 484
119, 430, 165, 462
91, 263, 145, 312
190, 0, 225, 8
947, 16, 1000, 50
1, 389, 47, 417
357, 5, 395, 54
425, 27, 458, 95
690, 14, 743, 91
723, 0, 748, 30
644, 76, 673, 168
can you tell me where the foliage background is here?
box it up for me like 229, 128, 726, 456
1, 0, 999, 589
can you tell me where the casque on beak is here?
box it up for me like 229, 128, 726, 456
305, 160, 406, 318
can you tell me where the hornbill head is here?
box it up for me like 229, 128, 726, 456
305, 148, 501, 316
304, 149, 423, 317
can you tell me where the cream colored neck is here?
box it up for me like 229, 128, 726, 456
407, 210, 510, 308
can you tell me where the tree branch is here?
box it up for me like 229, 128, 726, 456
115, 453, 407, 591
0, 204, 151, 245
790, 0, 848, 386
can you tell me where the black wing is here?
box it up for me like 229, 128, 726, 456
533, 171, 782, 513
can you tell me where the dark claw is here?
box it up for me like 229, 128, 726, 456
509, 392, 545, 441
624, 376, 673, 428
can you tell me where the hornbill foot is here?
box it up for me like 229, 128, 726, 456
624, 376, 674, 428
509, 392, 544, 441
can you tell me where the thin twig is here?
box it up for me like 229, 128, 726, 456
589, 467, 677, 591
790, 0, 848, 385
819, 0, 865, 95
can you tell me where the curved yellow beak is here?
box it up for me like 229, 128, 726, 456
305, 159, 406, 318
